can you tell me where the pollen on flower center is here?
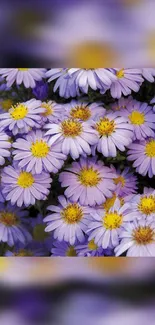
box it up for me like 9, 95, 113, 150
103, 194, 117, 212
1, 99, 13, 111
61, 119, 82, 137
96, 118, 115, 136
79, 167, 101, 187
88, 239, 98, 251
138, 196, 155, 215
103, 212, 122, 230
133, 226, 154, 244
33, 224, 49, 241
70, 105, 91, 121
10, 104, 28, 120
129, 111, 145, 125
62, 203, 83, 224
14, 250, 33, 257
66, 246, 77, 256
116, 69, 125, 78
145, 140, 155, 157
114, 176, 125, 187
31, 140, 49, 158
42, 103, 53, 116
0, 212, 18, 226
18, 68, 29, 71
17, 171, 34, 188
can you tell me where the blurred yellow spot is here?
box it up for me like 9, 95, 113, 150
114, 176, 125, 187
0, 259, 9, 272
66, 246, 77, 256
89, 258, 130, 275
14, 249, 33, 256
1, 99, 13, 111
88, 240, 98, 251
147, 31, 155, 61
18, 68, 29, 71
68, 42, 116, 67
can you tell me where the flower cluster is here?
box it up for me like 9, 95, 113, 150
0, 68, 155, 256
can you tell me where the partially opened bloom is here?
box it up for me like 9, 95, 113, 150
0, 203, 31, 247
109, 68, 143, 99
0, 99, 45, 135
51, 240, 78, 256
45, 118, 98, 160
2, 165, 52, 207
0, 68, 46, 88
12, 130, 66, 174
87, 199, 134, 249
76, 237, 104, 256
0, 131, 11, 165
127, 138, 155, 177
68, 68, 117, 93
41, 100, 63, 124
115, 219, 155, 256
44, 195, 90, 245
110, 96, 134, 112
94, 112, 133, 157
110, 165, 138, 197
59, 157, 116, 206
120, 100, 155, 140
65, 100, 105, 122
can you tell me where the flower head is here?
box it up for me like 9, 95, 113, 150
0, 68, 46, 88
115, 219, 155, 256
44, 195, 90, 245
65, 100, 105, 122
127, 190, 155, 220
111, 165, 138, 197
76, 237, 104, 256
12, 130, 66, 174
0, 99, 45, 135
59, 157, 116, 206
45, 118, 98, 159
2, 165, 52, 207
51, 240, 78, 256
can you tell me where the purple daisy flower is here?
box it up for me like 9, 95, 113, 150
45, 117, 98, 160
127, 138, 155, 177
76, 236, 104, 256
108, 68, 143, 99
115, 219, 155, 257
87, 199, 135, 249
51, 240, 78, 256
0, 131, 11, 165
110, 96, 134, 112
12, 130, 66, 174
142, 68, 155, 82
68, 68, 117, 94
0, 68, 46, 88
0, 203, 31, 247
44, 195, 90, 245
120, 100, 155, 140
64, 100, 105, 122
59, 157, 116, 206
46, 68, 80, 98
1, 165, 52, 207
41, 100, 63, 124
0, 99, 45, 135
110, 165, 138, 197
126, 189, 155, 221
93, 112, 133, 157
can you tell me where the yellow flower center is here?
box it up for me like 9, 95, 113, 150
0, 212, 19, 226
96, 118, 115, 136
79, 167, 101, 187
66, 246, 77, 256
10, 104, 28, 120
42, 102, 53, 116
129, 111, 145, 125
62, 203, 83, 224
145, 140, 155, 157
116, 69, 125, 78
14, 249, 33, 257
68, 42, 116, 67
17, 171, 34, 188
114, 176, 125, 187
1, 99, 13, 111
18, 68, 29, 71
138, 196, 155, 215
88, 239, 98, 251
103, 194, 117, 212
33, 224, 49, 241
133, 226, 154, 245
70, 105, 91, 121
31, 140, 49, 158
103, 212, 122, 230
61, 119, 82, 137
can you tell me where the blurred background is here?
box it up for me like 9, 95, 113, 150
0, 0, 155, 67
